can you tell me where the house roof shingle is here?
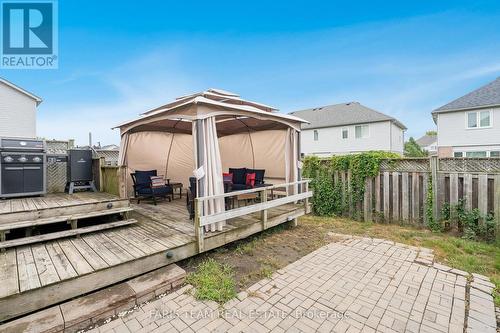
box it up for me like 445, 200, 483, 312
433, 77, 500, 114
289, 102, 407, 130
415, 134, 437, 147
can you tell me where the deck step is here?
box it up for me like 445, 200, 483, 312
0, 207, 134, 232
0, 219, 137, 249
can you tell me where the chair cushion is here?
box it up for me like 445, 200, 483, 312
223, 173, 233, 183
247, 169, 265, 184
229, 168, 247, 185
152, 186, 173, 195
231, 183, 250, 191
246, 173, 256, 187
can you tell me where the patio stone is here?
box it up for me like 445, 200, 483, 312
86, 237, 497, 333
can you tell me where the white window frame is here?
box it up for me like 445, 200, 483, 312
341, 128, 348, 140
466, 110, 492, 129
354, 124, 369, 139
313, 130, 318, 141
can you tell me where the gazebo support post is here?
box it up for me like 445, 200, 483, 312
194, 198, 204, 253
195, 119, 206, 253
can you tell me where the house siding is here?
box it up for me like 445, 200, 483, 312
0, 82, 37, 138
301, 120, 404, 156
436, 107, 500, 156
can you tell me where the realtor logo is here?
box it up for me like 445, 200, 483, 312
1, 0, 58, 69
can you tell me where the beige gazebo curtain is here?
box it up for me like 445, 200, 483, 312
193, 117, 226, 232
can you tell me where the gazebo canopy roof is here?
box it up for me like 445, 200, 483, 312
115, 89, 308, 137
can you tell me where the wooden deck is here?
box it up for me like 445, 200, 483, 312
0, 193, 307, 322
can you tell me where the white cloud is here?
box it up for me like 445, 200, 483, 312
38, 50, 201, 145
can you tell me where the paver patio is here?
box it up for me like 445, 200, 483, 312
89, 234, 497, 333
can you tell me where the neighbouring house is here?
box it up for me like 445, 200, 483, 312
0, 77, 42, 138
432, 77, 500, 158
290, 102, 406, 156
415, 134, 437, 155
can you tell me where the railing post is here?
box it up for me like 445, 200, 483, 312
261, 188, 268, 230
194, 198, 204, 253
304, 181, 310, 214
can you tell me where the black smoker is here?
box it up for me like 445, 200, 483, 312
0, 137, 47, 198
66, 149, 97, 194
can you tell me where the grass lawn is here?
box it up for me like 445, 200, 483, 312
181, 214, 499, 306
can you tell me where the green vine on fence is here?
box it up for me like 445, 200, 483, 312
302, 151, 400, 218
425, 177, 441, 232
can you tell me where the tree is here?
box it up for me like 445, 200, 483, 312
404, 137, 428, 157
425, 130, 437, 136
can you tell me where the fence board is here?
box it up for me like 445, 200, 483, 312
450, 173, 459, 207
478, 174, 488, 226
392, 172, 399, 221
364, 177, 372, 222
383, 172, 390, 221
464, 173, 473, 211
422, 173, 428, 225
412, 172, 419, 222
402, 172, 409, 222
495, 175, 500, 241
374, 174, 381, 215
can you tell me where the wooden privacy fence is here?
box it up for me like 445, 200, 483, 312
333, 157, 500, 235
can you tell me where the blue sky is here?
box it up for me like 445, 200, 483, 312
2, 0, 500, 145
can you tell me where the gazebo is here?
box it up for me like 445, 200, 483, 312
115, 89, 308, 233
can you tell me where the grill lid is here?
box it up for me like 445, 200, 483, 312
0, 138, 45, 151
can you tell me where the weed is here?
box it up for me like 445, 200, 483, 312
186, 259, 236, 304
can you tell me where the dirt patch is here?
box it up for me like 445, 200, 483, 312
179, 220, 332, 291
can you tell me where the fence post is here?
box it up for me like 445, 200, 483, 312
430, 156, 439, 222
98, 157, 105, 192
194, 198, 204, 253
118, 166, 128, 199
261, 188, 268, 229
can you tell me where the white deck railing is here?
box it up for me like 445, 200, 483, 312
193, 179, 312, 252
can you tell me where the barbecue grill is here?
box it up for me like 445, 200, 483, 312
0, 137, 46, 198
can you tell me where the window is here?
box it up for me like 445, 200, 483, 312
355, 125, 369, 139
490, 151, 500, 157
480, 111, 491, 127
342, 128, 348, 139
465, 151, 487, 158
453, 152, 463, 157
467, 111, 491, 128
467, 112, 477, 128
313, 130, 318, 141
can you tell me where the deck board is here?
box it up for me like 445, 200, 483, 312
31, 243, 60, 286
45, 242, 78, 280
81, 234, 123, 266
0, 249, 19, 297
0, 193, 307, 321
57, 239, 94, 275
17, 246, 42, 292
69, 237, 108, 271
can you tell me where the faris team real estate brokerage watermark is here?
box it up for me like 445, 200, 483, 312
1, 0, 58, 69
